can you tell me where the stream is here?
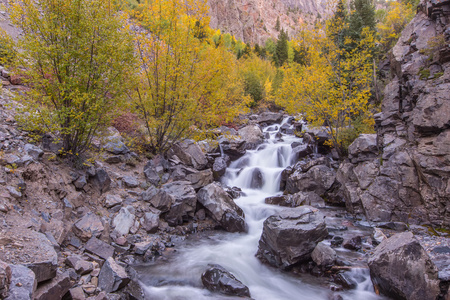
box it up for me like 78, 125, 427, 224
136, 118, 387, 300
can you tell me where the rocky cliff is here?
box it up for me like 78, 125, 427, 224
208, 0, 327, 44
338, 0, 450, 228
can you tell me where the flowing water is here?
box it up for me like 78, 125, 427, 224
137, 119, 386, 300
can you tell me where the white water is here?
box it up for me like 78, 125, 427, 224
138, 118, 385, 300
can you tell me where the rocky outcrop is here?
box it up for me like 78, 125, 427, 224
256, 206, 328, 269
201, 264, 251, 297
337, 0, 450, 228
368, 232, 441, 300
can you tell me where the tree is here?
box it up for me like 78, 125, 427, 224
346, 0, 376, 46
275, 16, 281, 31
276, 22, 376, 156
131, 0, 249, 153
9, 0, 135, 156
274, 29, 289, 67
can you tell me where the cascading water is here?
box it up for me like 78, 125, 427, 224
137, 118, 386, 300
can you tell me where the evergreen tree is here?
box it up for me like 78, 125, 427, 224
275, 16, 281, 31
274, 29, 289, 67
347, 0, 376, 44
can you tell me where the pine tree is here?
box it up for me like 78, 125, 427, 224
275, 16, 281, 31
274, 29, 289, 67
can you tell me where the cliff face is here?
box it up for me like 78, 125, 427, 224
208, 0, 327, 44
338, 0, 450, 228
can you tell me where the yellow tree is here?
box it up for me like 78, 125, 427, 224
277, 21, 375, 156
130, 0, 249, 153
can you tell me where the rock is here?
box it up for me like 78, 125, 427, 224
6, 186, 21, 199
104, 194, 123, 208
291, 144, 313, 162
143, 187, 174, 213
197, 183, 246, 233
250, 168, 264, 189
74, 260, 94, 275
201, 264, 250, 297
256, 206, 328, 269
170, 139, 208, 170
104, 138, 128, 155
41, 134, 63, 153
218, 135, 246, 160
24, 144, 43, 161
256, 112, 283, 125
311, 242, 336, 267
34, 271, 71, 300
73, 213, 105, 242
141, 211, 160, 233
143, 155, 169, 185
335, 272, 359, 290
5, 265, 36, 300
98, 258, 130, 293
122, 175, 139, 188
134, 241, 152, 255
113, 206, 136, 236
348, 134, 378, 163
69, 286, 86, 300
186, 169, 213, 190
212, 156, 230, 179
343, 236, 362, 251
0, 260, 11, 299
85, 237, 115, 260
74, 175, 87, 189
162, 181, 197, 226
93, 169, 111, 194
238, 125, 264, 149
368, 232, 441, 300
286, 165, 336, 196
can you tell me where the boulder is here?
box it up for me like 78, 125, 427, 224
0, 260, 11, 299
368, 232, 441, 300
264, 193, 325, 208
256, 206, 328, 269
201, 264, 251, 297
162, 181, 197, 226
34, 271, 71, 300
142, 187, 174, 213
122, 176, 139, 188
212, 156, 230, 180
103, 136, 129, 155
24, 144, 43, 161
311, 242, 336, 267
256, 112, 284, 125
98, 258, 130, 293
238, 125, 264, 149
141, 211, 160, 233
186, 169, 213, 190
170, 139, 208, 170
197, 183, 246, 233
85, 237, 115, 260
5, 265, 36, 300
291, 144, 313, 162
143, 155, 169, 185
93, 169, 111, 194
113, 206, 136, 236
218, 135, 246, 160
286, 165, 336, 196
73, 213, 105, 241
347, 134, 378, 163
104, 194, 123, 208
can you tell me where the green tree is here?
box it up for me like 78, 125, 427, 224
275, 16, 281, 31
274, 29, 289, 67
10, 0, 135, 156
346, 0, 376, 47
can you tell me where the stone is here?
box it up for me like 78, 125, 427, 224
0, 260, 11, 299
6, 186, 21, 199
162, 181, 197, 226
113, 206, 135, 236
170, 139, 208, 170
98, 258, 130, 293
104, 194, 123, 208
343, 236, 362, 251
201, 264, 250, 297
85, 237, 115, 260
186, 169, 213, 190
291, 144, 313, 162
141, 211, 160, 233
134, 241, 152, 255
250, 168, 264, 189
347, 134, 378, 163
238, 125, 264, 149
311, 242, 336, 267
286, 165, 336, 196
212, 156, 230, 180
5, 265, 36, 300
69, 286, 86, 300
197, 183, 246, 233
256, 112, 283, 125
144, 188, 174, 213
217, 135, 246, 160
93, 169, 111, 194
34, 271, 71, 300
74, 175, 87, 189
24, 144, 43, 161
122, 175, 139, 188
73, 213, 105, 242
256, 206, 328, 269
368, 232, 441, 300
103, 138, 128, 155
74, 260, 94, 275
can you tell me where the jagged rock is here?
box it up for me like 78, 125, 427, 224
134, 241, 152, 255
343, 236, 363, 251
69, 286, 86, 300
74, 175, 87, 189
122, 175, 138, 188
265, 192, 325, 208
348, 134, 378, 163
162, 181, 197, 226
279, 123, 294, 135
85, 237, 115, 260
93, 169, 111, 194
218, 135, 246, 160
311, 242, 336, 267
256, 206, 328, 269
238, 125, 264, 149
5, 265, 36, 300
98, 258, 130, 293
256, 112, 283, 125
197, 183, 246, 233
368, 232, 441, 300
141, 211, 160, 233
41, 134, 63, 153
143, 155, 169, 185
34, 271, 71, 300
73, 213, 105, 242
212, 156, 230, 180
113, 206, 136, 236
291, 144, 313, 162
104, 194, 123, 208
104, 137, 129, 155
170, 139, 208, 170
286, 165, 336, 196
142, 187, 174, 213
0, 260, 11, 299
201, 264, 251, 297
186, 169, 213, 190
24, 144, 43, 161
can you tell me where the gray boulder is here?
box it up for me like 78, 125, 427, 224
218, 135, 246, 160
162, 181, 197, 226
311, 242, 336, 267
286, 165, 336, 196
34, 271, 71, 300
256, 112, 283, 125
73, 212, 105, 242
238, 125, 264, 149
197, 183, 246, 233
186, 169, 213, 190
201, 264, 250, 297
98, 258, 130, 293
141, 211, 160, 233
0, 260, 11, 299
368, 232, 441, 300
256, 206, 328, 269
142, 187, 174, 213
348, 134, 378, 163
113, 206, 136, 236
24, 144, 43, 161
5, 265, 36, 300
170, 139, 208, 170
212, 156, 230, 180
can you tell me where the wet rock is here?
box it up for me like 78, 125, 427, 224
343, 236, 362, 251
212, 156, 230, 180
170, 139, 208, 170
330, 236, 344, 247
201, 264, 250, 297
34, 271, 71, 300
257, 206, 328, 269
311, 242, 336, 267
186, 169, 213, 190
250, 168, 264, 189
24, 144, 43, 161
368, 232, 441, 300
5, 265, 36, 300
113, 206, 136, 236
197, 183, 246, 233
347, 134, 378, 164
0, 260, 11, 299
335, 272, 358, 289
256, 112, 283, 125
122, 176, 138, 188
98, 258, 130, 293
291, 144, 313, 162
238, 125, 264, 149
218, 135, 246, 160
73, 213, 105, 242
85, 237, 115, 260
141, 211, 160, 233
162, 181, 197, 226
286, 165, 336, 196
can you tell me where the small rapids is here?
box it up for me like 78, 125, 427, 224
136, 118, 386, 300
